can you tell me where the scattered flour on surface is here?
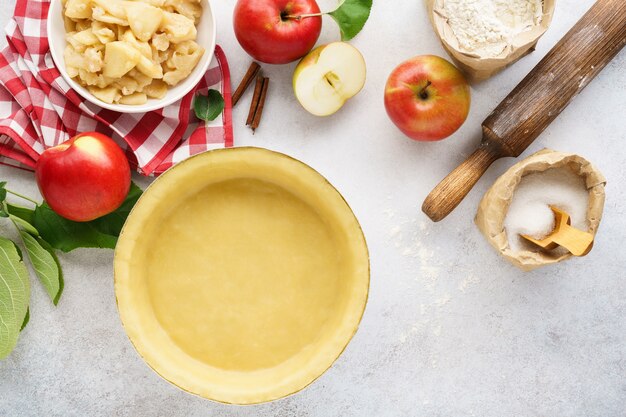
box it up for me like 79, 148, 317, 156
383, 208, 396, 219
435, 294, 451, 307
442, 0, 543, 57
384, 210, 459, 352
504, 167, 589, 252
397, 324, 419, 345
458, 274, 481, 292
384, 216, 440, 281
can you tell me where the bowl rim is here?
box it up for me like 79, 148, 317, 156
46, 0, 216, 113
113, 147, 371, 404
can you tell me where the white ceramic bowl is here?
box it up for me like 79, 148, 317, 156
47, 0, 216, 113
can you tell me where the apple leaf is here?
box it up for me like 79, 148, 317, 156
0, 182, 7, 218
32, 182, 143, 252
6, 204, 35, 225
37, 240, 64, 305
11, 215, 39, 236
18, 230, 64, 306
33, 203, 119, 252
328, 0, 372, 41
194, 89, 225, 122
0, 236, 30, 360
0, 182, 6, 203
20, 308, 29, 331
89, 182, 143, 236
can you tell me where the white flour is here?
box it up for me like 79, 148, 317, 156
504, 167, 589, 253
442, 0, 543, 57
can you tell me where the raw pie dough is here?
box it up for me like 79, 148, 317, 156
115, 148, 369, 404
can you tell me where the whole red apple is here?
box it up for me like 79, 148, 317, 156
384, 55, 470, 141
233, 0, 322, 64
36, 132, 131, 222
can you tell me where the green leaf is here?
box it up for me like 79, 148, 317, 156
19, 231, 63, 305
0, 236, 30, 359
328, 0, 372, 41
90, 182, 143, 236
193, 89, 225, 122
0, 184, 7, 218
0, 182, 6, 203
38, 239, 64, 305
33, 203, 119, 252
32, 182, 143, 252
6, 204, 35, 225
20, 308, 29, 331
10, 215, 39, 236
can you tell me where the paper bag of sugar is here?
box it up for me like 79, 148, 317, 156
475, 149, 606, 272
425, 0, 556, 82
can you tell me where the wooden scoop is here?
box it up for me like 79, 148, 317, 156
422, 0, 626, 222
521, 206, 594, 256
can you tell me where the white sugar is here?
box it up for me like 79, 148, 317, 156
504, 167, 589, 252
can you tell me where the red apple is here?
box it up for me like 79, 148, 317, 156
384, 55, 470, 142
233, 0, 322, 64
36, 132, 131, 222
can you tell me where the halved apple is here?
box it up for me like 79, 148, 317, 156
293, 42, 366, 117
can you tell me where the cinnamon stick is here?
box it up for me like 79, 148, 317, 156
251, 77, 269, 133
246, 75, 264, 126
232, 62, 261, 107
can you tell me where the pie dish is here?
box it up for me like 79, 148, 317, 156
114, 147, 369, 404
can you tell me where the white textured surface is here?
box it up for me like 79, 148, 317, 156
1, 0, 625, 415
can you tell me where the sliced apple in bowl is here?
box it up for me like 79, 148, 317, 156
293, 42, 366, 117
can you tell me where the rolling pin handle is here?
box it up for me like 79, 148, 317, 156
421, 142, 501, 222
422, 0, 626, 222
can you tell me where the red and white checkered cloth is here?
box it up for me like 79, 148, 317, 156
0, 0, 233, 176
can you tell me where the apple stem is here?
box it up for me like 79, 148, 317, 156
419, 81, 432, 100
6, 189, 38, 205
283, 12, 324, 21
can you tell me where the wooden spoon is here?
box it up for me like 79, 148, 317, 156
521, 206, 594, 256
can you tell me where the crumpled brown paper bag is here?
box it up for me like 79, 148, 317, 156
475, 149, 606, 271
425, 0, 556, 82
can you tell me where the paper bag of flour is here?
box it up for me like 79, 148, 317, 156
425, 0, 556, 82
475, 149, 606, 272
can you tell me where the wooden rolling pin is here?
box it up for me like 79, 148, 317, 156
422, 0, 626, 222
